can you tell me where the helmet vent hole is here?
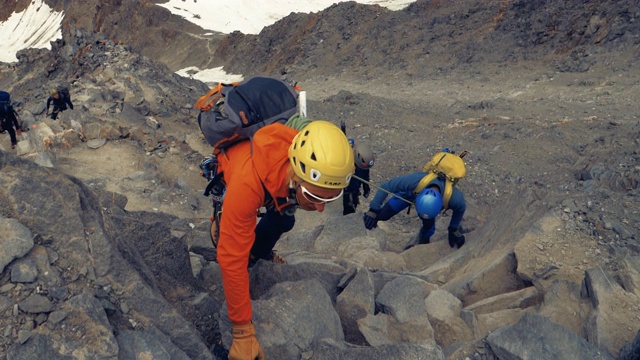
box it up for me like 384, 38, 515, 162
299, 162, 306, 174
300, 140, 306, 147
310, 169, 321, 181
310, 152, 317, 161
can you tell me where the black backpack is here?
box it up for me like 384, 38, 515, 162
0, 91, 10, 106
194, 76, 299, 154
57, 86, 71, 101
0, 103, 17, 127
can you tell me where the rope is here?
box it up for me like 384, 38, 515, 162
352, 174, 414, 206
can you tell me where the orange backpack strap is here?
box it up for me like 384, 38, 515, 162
194, 83, 223, 111
194, 82, 241, 111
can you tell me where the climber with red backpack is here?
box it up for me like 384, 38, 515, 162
363, 149, 468, 251
194, 76, 354, 360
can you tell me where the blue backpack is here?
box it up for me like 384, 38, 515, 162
0, 91, 13, 119
0, 91, 9, 105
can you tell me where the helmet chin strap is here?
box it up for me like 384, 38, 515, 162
288, 179, 299, 203
273, 179, 297, 216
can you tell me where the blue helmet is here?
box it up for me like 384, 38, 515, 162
415, 188, 443, 219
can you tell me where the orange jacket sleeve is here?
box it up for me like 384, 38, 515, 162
216, 124, 297, 325
217, 142, 266, 325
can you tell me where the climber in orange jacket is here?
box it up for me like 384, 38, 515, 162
215, 120, 354, 360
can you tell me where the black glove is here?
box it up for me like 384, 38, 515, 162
363, 209, 379, 230
448, 227, 465, 248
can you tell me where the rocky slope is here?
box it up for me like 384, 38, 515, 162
215, 0, 640, 79
0, 1, 639, 359
0, 0, 220, 71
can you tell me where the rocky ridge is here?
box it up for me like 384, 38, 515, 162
215, 0, 640, 80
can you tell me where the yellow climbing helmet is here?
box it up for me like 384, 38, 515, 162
289, 120, 354, 189
50, 88, 58, 95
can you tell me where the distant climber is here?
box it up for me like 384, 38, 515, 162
0, 91, 22, 149
340, 120, 375, 215
46, 87, 73, 120
363, 171, 467, 251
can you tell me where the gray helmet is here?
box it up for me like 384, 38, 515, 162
353, 142, 375, 170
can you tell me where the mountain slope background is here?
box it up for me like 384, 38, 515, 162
215, 0, 640, 78
0, 0, 639, 359
0, 0, 217, 70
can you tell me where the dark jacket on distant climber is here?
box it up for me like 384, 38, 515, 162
0, 104, 21, 148
46, 89, 73, 120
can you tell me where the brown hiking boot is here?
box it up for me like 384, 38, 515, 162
271, 252, 287, 264
248, 251, 287, 268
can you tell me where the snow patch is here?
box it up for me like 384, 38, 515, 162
0, 0, 64, 63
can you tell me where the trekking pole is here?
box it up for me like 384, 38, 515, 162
352, 174, 414, 205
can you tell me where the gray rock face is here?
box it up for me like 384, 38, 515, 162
336, 267, 375, 344
619, 330, 640, 360
220, 279, 344, 360
86, 138, 107, 149
10, 258, 38, 283
377, 276, 428, 323
0, 152, 213, 359
487, 313, 614, 360
7, 333, 71, 360
116, 329, 191, 360
582, 266, 640, 357
249, 260, 346, 301
309, 338, 445, 360
314, 213, 369, 254
18, 294, 52, 314
425, 289, 474, 348
0, 218, 34, 274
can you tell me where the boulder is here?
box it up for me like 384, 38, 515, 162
487, 313, 614, 360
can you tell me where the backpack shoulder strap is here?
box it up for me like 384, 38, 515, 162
414, 173, 437, 194
442, 180, 453, 209
413, 173, 454, 209
194, 83, 224, 111
194, 82, 240, 111
261, 183, 296, 216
